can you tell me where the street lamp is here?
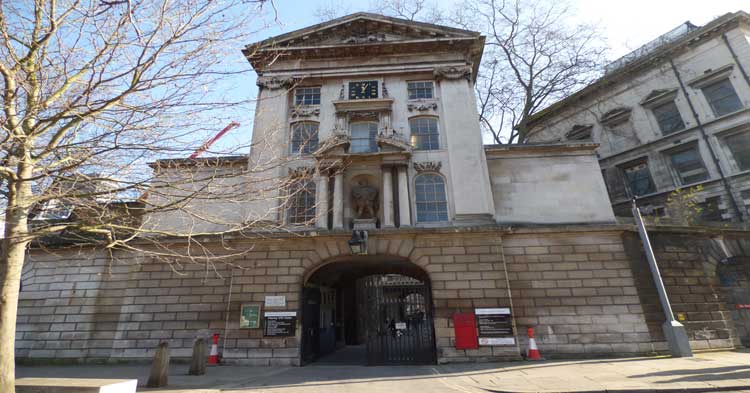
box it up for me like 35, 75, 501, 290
348, 230, 368, 255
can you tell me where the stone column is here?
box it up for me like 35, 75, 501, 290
382, 167, 394, 227
315, 174, 329, 229
333, 172, 344, 229
397, 166, 411, 227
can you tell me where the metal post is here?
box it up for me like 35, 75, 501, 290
631, 198, 693, 357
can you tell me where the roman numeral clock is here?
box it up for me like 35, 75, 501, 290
348, 80, 379, 99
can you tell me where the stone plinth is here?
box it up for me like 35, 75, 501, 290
353, 218, 377, 230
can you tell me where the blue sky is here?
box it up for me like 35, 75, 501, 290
211, 0, 749, 154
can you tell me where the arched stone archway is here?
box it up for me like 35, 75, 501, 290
300, 254, 436, 365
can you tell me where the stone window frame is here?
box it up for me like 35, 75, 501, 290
408, 116, 441, 151
688, 65, 744, 119
565, 124, 593, 141
407, 80, 435, 100
284, 173, 317, 226
640, 89, 686, 136
661, 141, 711, 186
294, 86, 321, 106
413, 172, 450, 224
289, 121, 319, 155
617, 158, 657, 198
719, 128, 750, 173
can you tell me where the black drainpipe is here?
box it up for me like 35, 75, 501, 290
669, 58, 744, 222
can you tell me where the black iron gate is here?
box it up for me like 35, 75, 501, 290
358, 274, 436, 365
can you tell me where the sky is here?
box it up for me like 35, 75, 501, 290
211, 0, 749, 153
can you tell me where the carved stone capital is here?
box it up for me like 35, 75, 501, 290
290, 106, 320, 119
257, 76, 298, 90
407, 102, 438, 112
433, 66, 472, 81
413, 161, 442, 173
288, 166, 313, 178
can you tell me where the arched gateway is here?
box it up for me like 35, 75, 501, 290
301, 256, 437, 365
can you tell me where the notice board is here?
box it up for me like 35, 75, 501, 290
263, 311, 297, 337
475, 308, 514, 345
239, 304, 261, 329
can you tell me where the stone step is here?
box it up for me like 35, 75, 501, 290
16, 378, 137, 393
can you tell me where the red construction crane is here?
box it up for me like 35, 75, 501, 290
189, 121, 241, 159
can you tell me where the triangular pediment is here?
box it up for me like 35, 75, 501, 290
248, 12, 480, 50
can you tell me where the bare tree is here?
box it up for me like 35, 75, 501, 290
454, 0, 607, 143
0, 1, 328, 391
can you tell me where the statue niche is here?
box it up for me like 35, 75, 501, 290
351, 179, 379, 219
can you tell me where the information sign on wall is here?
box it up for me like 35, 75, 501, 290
475, 308, 515, 345
239, 304, 261, 329
264, 295, 286, 308
263, 311, 297, 337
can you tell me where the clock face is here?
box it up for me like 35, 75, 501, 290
348, 81, 378, 100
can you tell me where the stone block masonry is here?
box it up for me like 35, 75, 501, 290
18, 225, 742, 365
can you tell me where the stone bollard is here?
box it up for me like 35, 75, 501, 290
147, 342, 170, 388
188, 338, 207, 376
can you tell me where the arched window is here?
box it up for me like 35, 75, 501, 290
415, 174, 448, 222
409, 117, 439, 150
290, 122, 319, 154
350, 122, 378, 153
287, 178, 316, 225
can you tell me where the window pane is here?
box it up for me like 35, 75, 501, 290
415, 174, 448, 222
726, 132, 750, 171
652, 101, 685, 135
669, 147, 709, 185
287, 179, 316, 225
621, 162, 655, 196
702, 79, 742, 117
409, 117, 440, 150
294, 87, 321, 106
290, 123, 319, 154
350, 122, 378, 153
407, 81, 434, 100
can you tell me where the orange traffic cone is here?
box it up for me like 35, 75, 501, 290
208, 333, 220, 365
526, 327, 543, 361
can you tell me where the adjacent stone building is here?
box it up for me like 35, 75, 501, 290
526, 11, 750, 222
15, 13, 750, 366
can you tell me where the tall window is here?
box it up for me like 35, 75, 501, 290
668, 145, 709, 185
407, 81, 434, 99
652, 101, 685, 135
621, 161, 656, 196
290, 122, 319, 154
350, 122, 378, 153
725, 132, 750, 171
287, 178, 316, 225
702, 79, 742, 117
409, 117, 440, 150
294, 87, 321, 106
415, 174, 448, 222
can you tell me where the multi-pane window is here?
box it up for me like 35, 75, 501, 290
290, 122, 319, 154
652, 101, 685, 135
287, 179, 316, 225
294, 87, 321, 106
668, 146, 709, 185
621, 161, 656, 196
698, 196, 724, 222
409, 117, 440, 150
415, 174, 448, 222
725, 132, 750, 171
702, 79, 742, 117
350, 122, 378, 153
407, 81, 434, 100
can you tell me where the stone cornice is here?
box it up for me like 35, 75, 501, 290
256, 76, 299, 90
433, 65, 472, 81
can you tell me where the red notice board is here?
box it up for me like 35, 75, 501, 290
453, 312, 478, 350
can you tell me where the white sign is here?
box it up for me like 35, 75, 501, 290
395, 322, 407, 330
264, 296, 286, 308
264, 311, 297, 317
475, 308, 511, 315
479, 337, 515, 346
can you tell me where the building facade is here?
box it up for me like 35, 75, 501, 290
15, 13, 750, 366
527, 11, 750, 222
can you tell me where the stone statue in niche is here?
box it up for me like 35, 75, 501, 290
351, 180, 379, 219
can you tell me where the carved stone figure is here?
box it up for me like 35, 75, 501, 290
351, 180, 379, 219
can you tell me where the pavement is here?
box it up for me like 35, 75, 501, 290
15, 350, 750, 393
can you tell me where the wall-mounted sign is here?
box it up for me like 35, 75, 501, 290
264, 311, 297, 337
475, 308, 514, 346
395, 322, 407, 330
240, 304, 261, 329
264, 295, 286, 308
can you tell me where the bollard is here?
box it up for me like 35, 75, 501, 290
188, 338, 207, 376
147, 342, 170, 387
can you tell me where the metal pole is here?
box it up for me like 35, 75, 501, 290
631, 198, 693, 357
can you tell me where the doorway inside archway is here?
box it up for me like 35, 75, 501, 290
301, 258, 436, 365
